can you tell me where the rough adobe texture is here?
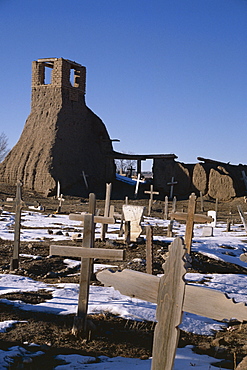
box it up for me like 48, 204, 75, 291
0, 58, 115, 197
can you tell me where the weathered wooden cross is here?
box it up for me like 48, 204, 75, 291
169, 193, 213, 253
10, 180, 25, 271
97, 237, 247, 370
56, 194, 65, 214
101, 183, 112, 241
167, 177, 177, 199
144, 185, 159, 216
50, 208, 124, 337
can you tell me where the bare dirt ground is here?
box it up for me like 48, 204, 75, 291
1, 182, 247, 369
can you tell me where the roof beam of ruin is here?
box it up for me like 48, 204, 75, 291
110, 151, 177, 160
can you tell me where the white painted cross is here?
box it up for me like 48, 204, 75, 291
50, 211, 124, 338
97, 237, 247, 370
56, 181, 61, 199
56, 194, 65, 214
144, 185, 159, 216
167, 177, 177, 199
134, 173, 141, 199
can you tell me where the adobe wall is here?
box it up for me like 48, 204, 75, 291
153, 158, 247, 200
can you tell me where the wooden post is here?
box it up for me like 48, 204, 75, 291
199, 191, 204, 212
72, 213, 94, 337
119, 197, 128, 237
101, 183, 112, 241
171, 196, 176, 213
124, 220, 131, 245
144, 185, 159, 216
146, 225, 153, 274
184, 193, 196, 253
164, 195, 168, 220
167, 177, 177, 199
137, 159, 142, 175
10, 180, 24, 271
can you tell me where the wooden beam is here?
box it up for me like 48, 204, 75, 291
69, 213, 115, 225
50, 245, 125, 260
169, 212, 213, 223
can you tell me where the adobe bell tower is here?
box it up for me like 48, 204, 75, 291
0, 58, 115, 196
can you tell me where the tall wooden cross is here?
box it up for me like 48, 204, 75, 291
97, 237, 247, 370
144, 185, 159, 216
50, 211, 124, 338
10, 180, 25, 271
167, 177, 177, 199
169, 193, 213, 253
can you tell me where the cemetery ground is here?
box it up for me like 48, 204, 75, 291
1, 183, 247, 368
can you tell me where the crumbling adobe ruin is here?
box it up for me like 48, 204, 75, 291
153, 157, 247, 200
0, 58, 115, 197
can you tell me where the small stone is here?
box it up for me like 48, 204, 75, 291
55, 230, 63, 235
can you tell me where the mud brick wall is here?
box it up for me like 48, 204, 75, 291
153, 159, 247, 200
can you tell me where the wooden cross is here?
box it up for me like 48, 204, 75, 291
97, 237, 247, 370
144, 185, 159, 216
50, 211, 124, 338
10, 180, 25, 271
127, 165, 135, 177
169, 193, 213, 253
101, 183, 112, 241
167, 177, 177, 199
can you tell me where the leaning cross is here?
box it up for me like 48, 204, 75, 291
167, 177, 177, 199
97, 237, 247, 370
144, 185, 159, 216
50, 212, 124, 338
10, 180, 25, 271
169, 193, 213, 253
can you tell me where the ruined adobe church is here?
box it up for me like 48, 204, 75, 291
0, 58, 115, 196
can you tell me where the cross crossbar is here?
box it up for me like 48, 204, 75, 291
50, 245, 125, 260
69, 213, 115, 224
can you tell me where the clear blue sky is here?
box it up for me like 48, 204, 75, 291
1, 0, 247, 170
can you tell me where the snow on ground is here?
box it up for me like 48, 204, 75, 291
1, 210, 247, 368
